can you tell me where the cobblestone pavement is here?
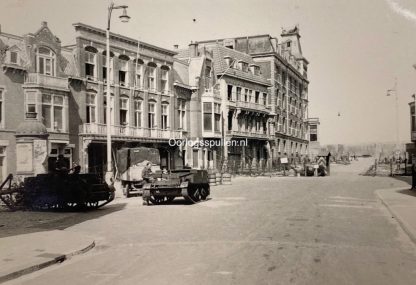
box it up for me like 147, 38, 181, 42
5, 158, 416, 285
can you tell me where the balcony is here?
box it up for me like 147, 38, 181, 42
24, 73, 69, 92
227, 130, 270, 140
235, 101, 269, 113
80, 123, 182, 140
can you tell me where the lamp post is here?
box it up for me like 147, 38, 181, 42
105, 2, 130, 184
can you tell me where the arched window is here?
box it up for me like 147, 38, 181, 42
102, 51, 114, 83
118, 55, 130, 87
86, 91, 96, 123
36, 47, 56, 76
161, 102, 169, 130
133, 59, 144, 88
85, 46, 97, 80
160, 65, 170, 94
148, 100, 156, 129
147, 62, 157, 91
119, 96, 129, 126
134, 98, 143, 128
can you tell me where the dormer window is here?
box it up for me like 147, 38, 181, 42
36, 47, 56, 76
9, 51, 18, 64
224, 56, 232, 67
239, 61, 248, 72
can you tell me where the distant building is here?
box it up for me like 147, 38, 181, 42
406, 100, 416, 162
306, 118, 320, 159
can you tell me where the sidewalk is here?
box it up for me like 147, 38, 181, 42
0, 230, 95, 283
376, 187, 416, 244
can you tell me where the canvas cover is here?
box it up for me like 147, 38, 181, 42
117, 147, 160, 174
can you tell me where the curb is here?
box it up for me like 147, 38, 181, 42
375, 188, 416, 245
0, 241, 95, 284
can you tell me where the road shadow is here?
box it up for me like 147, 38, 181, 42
391, 175, 412, 186
0, 203, 127, 238
397, 189, 416, 197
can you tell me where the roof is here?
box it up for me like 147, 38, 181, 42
60, 48, 79, 77
210, 45, 270, 86
173, 59, 189, 86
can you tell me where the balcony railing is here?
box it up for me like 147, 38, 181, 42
235, 101, 269, 112
24, 73, 69, 91
80, 123, 182, 140
227, 130, 270, 139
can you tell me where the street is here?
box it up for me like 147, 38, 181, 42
6, 158, 416, 285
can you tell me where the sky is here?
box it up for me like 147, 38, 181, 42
1, 0, 416, 145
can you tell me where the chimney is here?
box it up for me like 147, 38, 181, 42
189, 41, 198, 57
41, 21, 47, 28
173, 44, 179, 49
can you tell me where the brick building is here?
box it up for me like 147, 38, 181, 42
176, 42, 273, 171
0, 22, 191, 179
197, 26, 310, 166
0, 21, 313, 180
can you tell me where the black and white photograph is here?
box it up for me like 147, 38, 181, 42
1, 0, 416, 284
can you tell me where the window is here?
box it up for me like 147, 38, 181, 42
36, 47, 55, 76
147, 64, 156, 91
86, 93, 96, 123
263, 93, 267, 105
161, 104, 169, 130
214, 103, 221, 132
236, 87, 241, 101
102, 53, 114, 83
178, 99, 186, 130
0, 90, 3, 127
42, 94, 64, 131
287, 41, 291, 48
9, 51, 18, 64
248, 90, 252, 103
84, 48, 96, 79
119, 55, 129, 86
240, 61, 248, 72
134, 99, 142, 128
25, 91, 38, 118
103, 95, 114, 125
161, 68, 169, 94
203, 102, 212, 131
120, 98, 129, 126
135, 59, 143, 88
227, 85, 233, 101
310, 125, 318, 142
148, 102, 156, 129
255, 91, 259, 103
204, 65, 212, 89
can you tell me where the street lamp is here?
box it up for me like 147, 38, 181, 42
105, 2, 130, 184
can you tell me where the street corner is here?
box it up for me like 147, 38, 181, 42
0, 230, 95, 284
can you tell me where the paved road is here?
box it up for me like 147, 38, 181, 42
8, 159, 416, 285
